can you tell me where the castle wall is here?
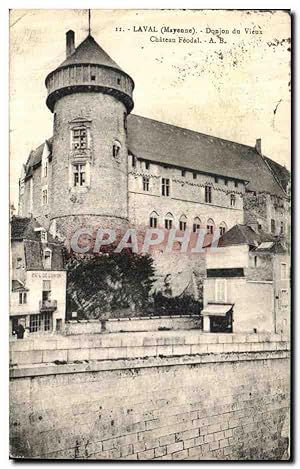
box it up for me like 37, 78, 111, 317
129, 160, 244, 231
10, 332, 290, 460
244, 192, 289, 237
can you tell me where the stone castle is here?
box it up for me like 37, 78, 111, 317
18, 30, 290, 247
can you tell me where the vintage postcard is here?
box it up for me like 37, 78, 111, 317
9, 9, 291, 460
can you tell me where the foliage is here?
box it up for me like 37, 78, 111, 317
151, 292, 202, 316
65, 249, 155, 319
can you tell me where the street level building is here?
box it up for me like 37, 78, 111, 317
10, 216, 66, 337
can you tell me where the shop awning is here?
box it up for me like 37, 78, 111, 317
202, 304, 233, 317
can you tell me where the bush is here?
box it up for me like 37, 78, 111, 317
151, 292, 202, 316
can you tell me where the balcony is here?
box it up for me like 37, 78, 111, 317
39, 299, 57, 312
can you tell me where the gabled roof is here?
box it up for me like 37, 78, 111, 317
218, 224, 261, 248
216, 224, 285, 253
11, 279, 28, 292
10, 216, 57, 243
24, 138, 53, 178
57, 35, 123, 71
127, 115, 287, 198
24, 240, 65, 271
10, 217, 43, 241
263, 156, 290, 192
11, 217, 66, 270
255, 241, 286, 254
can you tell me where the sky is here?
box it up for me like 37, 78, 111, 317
9, 9, 291, 206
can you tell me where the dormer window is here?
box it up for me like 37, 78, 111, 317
43, 248, 52, 270
91, 74, 96, 81
72, 128, 87, 150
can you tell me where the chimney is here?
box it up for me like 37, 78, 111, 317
255, 138, 262, 155
66, 30, 75, 58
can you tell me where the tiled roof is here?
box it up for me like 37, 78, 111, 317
23, 115, 288, 198
218, 224, 261, 247
216, 224, 285, 252
255, 241, 286, 254
11, 216, 66, 270
127, 115, 287, 197
11, 279, 27, 292
24, 138, 53, 178
57, 35, 123, 71
24, 240, 65, 271
10, 216, 42, 241
263, 156, 290, 192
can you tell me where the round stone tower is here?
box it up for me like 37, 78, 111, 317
45, 30, 134, 240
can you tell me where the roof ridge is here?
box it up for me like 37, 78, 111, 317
236, 224, 250, 243
130, 114, 257, 152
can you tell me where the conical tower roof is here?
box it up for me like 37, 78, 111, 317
45, 32, 134, 113
58, 34, 123, 72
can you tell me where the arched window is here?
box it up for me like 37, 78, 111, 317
179, 215, 187, 231
193, 217, 201, 233
112, 140, 121, 158
219, 221, 227, 236
164, 212, 173, 230
207, 218, 215, 235
149, 211, 159, 228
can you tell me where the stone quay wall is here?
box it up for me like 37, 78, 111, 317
10, 331, 290, 460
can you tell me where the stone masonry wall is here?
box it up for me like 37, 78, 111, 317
10, 331, 290, 460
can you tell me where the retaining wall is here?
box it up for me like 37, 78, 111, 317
10, 331, 290, 460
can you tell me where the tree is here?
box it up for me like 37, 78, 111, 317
65, 249, 155, 319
